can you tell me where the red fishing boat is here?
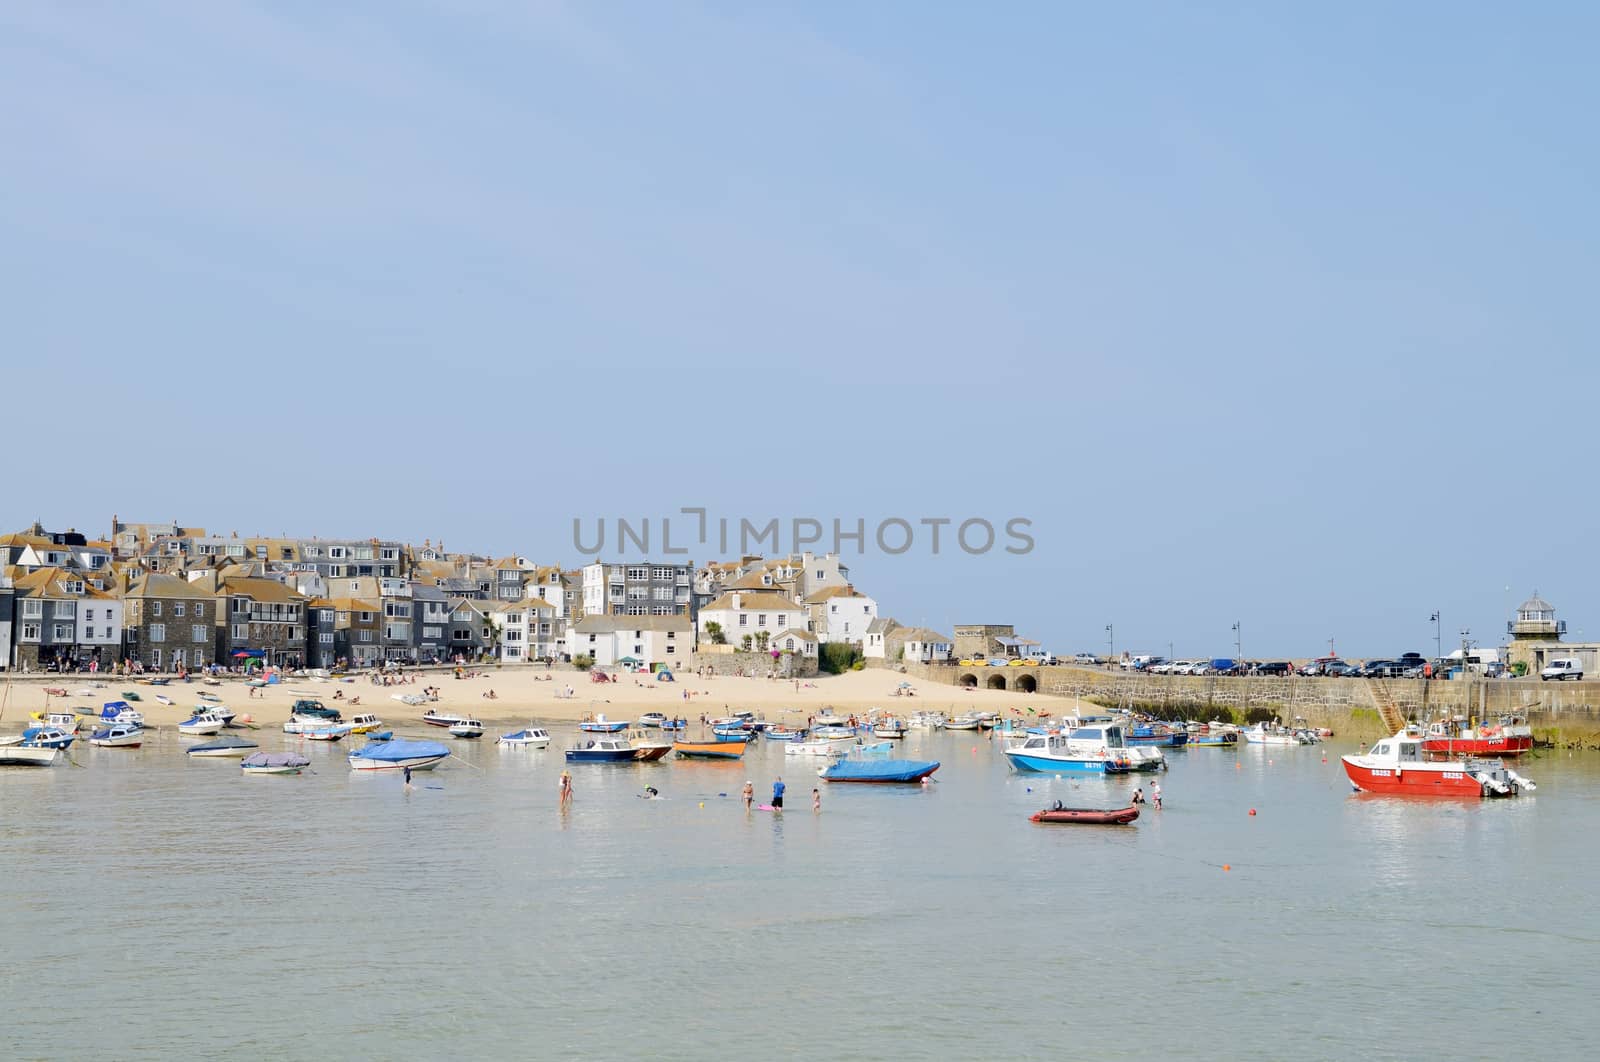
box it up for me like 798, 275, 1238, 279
1342, 728, 1536, 798
1421, 715, 1533, 758
1029, 805, 1139, 825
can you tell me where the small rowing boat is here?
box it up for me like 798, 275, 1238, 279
672, 740, 745, 760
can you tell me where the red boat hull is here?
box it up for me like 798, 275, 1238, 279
1422, 736, 1531, 758
1342, 759, 1486, 796
1030, 806, 1139, 825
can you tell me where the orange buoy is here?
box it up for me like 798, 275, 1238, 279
1248, 808, 1256, 816
1222, 864, 1231, 871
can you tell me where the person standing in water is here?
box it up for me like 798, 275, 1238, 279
403, 765, 413, 789
742, 780, 754, 811
812, 787, 821, 813
1152, 781, 1162, 810
559, 770, 573, 809
771, 776, 785, 811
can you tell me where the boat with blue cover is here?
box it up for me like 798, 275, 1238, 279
348, 738, 450, 772
99, 700, 144, 727
819, 758, 939, 783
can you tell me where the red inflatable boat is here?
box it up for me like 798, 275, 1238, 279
1029, 805, 1139, 825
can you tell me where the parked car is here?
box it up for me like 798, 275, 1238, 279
1250, 661, 1293, 676
1071, 653, 1101, 666
1541, 658, 1584, 681
1321, 661, 1358, 678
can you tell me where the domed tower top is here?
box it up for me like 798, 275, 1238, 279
1511, 591, 1564, 640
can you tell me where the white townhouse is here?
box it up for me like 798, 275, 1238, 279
804, 585, 879, 645
696, 592, 808, 648
568, 614, 692, 668
492, 599, 558, 662
863, 617, 899, 660
771, 627, 819, 659
899, 627, 955, 664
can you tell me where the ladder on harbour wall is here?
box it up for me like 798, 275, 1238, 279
1368, 678, 1407, 734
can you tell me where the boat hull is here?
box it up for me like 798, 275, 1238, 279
1030, 806, 1140, 825
348, 754, 447, 771
565, 748, 639, 762
0, 746, 61, 766
1422, 736, 1532, 758
1004, 751, 1127, 774
1342, 758, 1508, 797
673, 742, 745, 760
632, 746, 672, 762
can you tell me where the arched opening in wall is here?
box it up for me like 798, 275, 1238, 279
959, 673, 978, 688
1016, 674, 1037, 693
986, 674, 1008, 691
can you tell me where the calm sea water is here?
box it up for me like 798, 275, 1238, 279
3, 724, 1595, 1061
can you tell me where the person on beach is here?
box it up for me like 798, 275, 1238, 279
403, 765, 413, 789
742, 780, 754, 810
559, 770, 573, 808
1152, 782, 1163, 810
812, 787, 821, 812
771, 777, 785, 811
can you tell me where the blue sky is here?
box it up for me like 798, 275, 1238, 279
4, 2, 1596, 658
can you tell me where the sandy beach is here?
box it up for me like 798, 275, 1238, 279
0, 665, 1095, 734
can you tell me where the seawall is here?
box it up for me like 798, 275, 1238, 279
883, 662, 1600, 746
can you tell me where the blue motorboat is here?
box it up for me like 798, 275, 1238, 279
579, 718, 628, 733
348, 739, 450, 771
99, 700, 144, 727
762, 728, 803, 741
565, 738, 639, 763
819, 759, 940, 784
660, 718, 687, 732
1127, 724, 1189, 748
712, 725, 752, 742
364, 731, 394, 742
1002, 733, 1131, 774
20, 726, 75, 750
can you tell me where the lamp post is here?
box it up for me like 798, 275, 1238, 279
1105, 623, 1113, 662
1431, 611, 1441, 661
1232, 621, 1241, 662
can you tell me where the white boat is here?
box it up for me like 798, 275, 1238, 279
177, 712, 225, 736
499, 727, 552, 748
872, 722, 909, 739
449, 719, 485, 739
303, 724, 354, 742
0, 745, 61, 767
909, 711, 947, 730
154, 695, 174, 706
1243, 723, 1317, 746
786, 741, 846, 758
284, 713, 338, 735
348, 713, 385, 734
241, 752, 311, 776
186, 736, 261, 758
638, 713, 668, 728
31, 711, 82, 733
812, 725, 857, 741
945, 716, 982, 731
89, 724, 144, 748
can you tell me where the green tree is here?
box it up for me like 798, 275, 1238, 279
754, 630, 771, 651
740, 634, 754, 651
706, 621, 727, 646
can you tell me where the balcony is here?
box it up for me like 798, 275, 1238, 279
1510, 618, 1565, 639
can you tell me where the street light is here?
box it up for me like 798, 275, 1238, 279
1105, 623, 1113, 661
1431, 611, 1441, 660
1232, 621, 1241, 662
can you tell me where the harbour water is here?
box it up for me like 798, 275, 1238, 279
4, 726, 1596, 1061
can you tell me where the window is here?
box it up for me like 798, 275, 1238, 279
653, 587, 672, 601
785, 639, 795, 650
150, 623, 166, 643
626, 606, 647, 616
757, 614, 767, 627
173, 603, 185, 618
232, 624, 248, 640
150, 649, 161, 668
329, 546, 347, 559
666, 632, 676, 640
381, 548, 397, 560
627, 567, 648, 581
21, 599, 41, 617
194, 603, 204, 618
359, 631, 373, 642
21, 623, 39, 640
652, 567, 672, 580
665, 644, 675, 654
831, 605, 838, 614
424, 626, 443, 639
653, 606, 672, 615
320, 632, 334, 644
738, 614, 748, 627
192, 625, 207, 643
54, 602, 75, 618
359, 612, 374, 623
304, 546, 321, 558
628, 588, 648, 601
85, 609, 95, 622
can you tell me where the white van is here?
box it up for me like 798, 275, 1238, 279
1541, 658, 1583, 681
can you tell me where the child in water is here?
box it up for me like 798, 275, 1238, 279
812, 787, 821, 812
